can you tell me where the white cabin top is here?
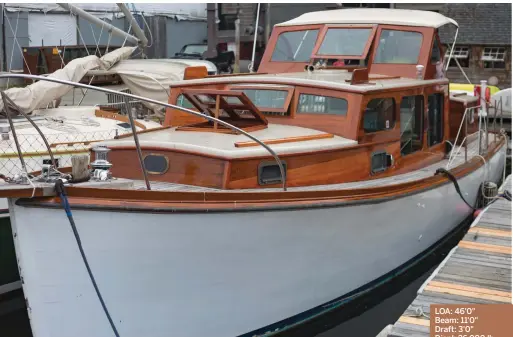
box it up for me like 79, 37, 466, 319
276, 8, 458, 28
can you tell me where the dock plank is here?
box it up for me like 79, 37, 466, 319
383, 175, 512, 337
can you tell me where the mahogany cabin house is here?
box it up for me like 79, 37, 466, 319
102, 9, 479, 190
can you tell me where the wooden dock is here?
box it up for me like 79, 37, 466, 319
383, 175, 512, 337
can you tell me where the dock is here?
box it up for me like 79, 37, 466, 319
383, 175, 512, 337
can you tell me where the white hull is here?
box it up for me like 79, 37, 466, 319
9, 145, 506, 337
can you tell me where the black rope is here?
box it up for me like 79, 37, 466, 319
55, 179, 120, 337
435, 168, 477, 211
502, 189, 512, 201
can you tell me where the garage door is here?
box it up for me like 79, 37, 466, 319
28, 13, 77, 47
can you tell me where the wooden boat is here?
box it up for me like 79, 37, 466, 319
0, 8, 508, 337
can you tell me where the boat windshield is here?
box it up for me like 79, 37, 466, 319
271, 29, 319, 62
316, 28, 374, 57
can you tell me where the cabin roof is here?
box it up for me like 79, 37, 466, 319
99, 124, 358, 159
170, 70, 448, 93
275, 8, 458, 28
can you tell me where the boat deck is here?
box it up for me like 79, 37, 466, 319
382, 175, 512, 337
130, 135, 496, 193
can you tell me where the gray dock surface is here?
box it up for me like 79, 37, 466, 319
385, 175, 512, 337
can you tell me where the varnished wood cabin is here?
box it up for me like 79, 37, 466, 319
104, 9, 483, 190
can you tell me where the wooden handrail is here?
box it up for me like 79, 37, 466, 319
234, 133, 334, 148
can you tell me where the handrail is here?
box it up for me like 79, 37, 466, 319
447, 98, 502, 169
0, 73, 288, 191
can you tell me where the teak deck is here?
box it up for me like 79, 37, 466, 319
384, 175, 512, 337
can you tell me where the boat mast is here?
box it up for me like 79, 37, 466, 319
57, 3, 141, 47
116, 3, 148, 48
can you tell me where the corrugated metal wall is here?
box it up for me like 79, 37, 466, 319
5, 12, 29, 71
1, 11, 207, 72
78, 16, 125, 46
166, 19, 207, 57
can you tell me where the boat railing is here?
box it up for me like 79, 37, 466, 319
0, 73, 288, 191
447, 95, 505, 168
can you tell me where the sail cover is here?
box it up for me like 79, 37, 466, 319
87, 59, 206, 112
0, 47, 136, 114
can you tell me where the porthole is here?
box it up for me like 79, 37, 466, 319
370, 151, 393, 175
258, 161, 287, 185
143, 154, 169, 175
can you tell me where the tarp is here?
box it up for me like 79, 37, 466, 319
0, 46, 136, 113
110, 59, 189, 112
85, 58, 218, 112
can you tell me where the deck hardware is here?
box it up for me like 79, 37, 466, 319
90, 146, 113, 181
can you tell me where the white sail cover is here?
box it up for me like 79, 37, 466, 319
0, 47, 136, 113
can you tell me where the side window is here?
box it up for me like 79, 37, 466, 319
428, 93, 444, 146
400, 96, 424, 156
431, 40, 441, 64
363, 98, 395, 133
297, 94, 348, 115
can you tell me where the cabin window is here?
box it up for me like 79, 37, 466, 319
271, 29, 319, 62
240, 89, 288, 110
297, 94, 348, 115
363, 98, 395, 133
374, 30, 423, 64
258, 161, 287, 185
430, 39, 441, 64
316, 28, 373, 56
427, 93, 444, 147
400, 96, 424, 156
177, 94, 195, 109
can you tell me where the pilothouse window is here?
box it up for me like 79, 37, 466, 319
400, 96, 424, 156
271, 29, 319, 62
316, 28, 374, 57
374, 30, 423, 64
363, 98, 395, 133
428, 93, 444, 146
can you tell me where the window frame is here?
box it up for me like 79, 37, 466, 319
362, 97, 397, 134
445, 46, 470, 59
427, 93, 445, 147
270, 27, 321, 63
445, 45, 470, 68
399, 95, 424, 156
372, 28, 424, 65
228, 85, 294, 114
296, 93, 349, 116
481, 47, 507, 69
310, 24, 378, 60
481, 47, 506, 62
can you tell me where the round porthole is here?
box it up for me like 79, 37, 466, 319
143, 154, 169, 175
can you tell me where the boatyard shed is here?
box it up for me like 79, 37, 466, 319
0, 3, 208, 73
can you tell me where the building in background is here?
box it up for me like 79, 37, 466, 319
215, 3, 511, 87
0, 3, 208, 75
1, 3, 510, 88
